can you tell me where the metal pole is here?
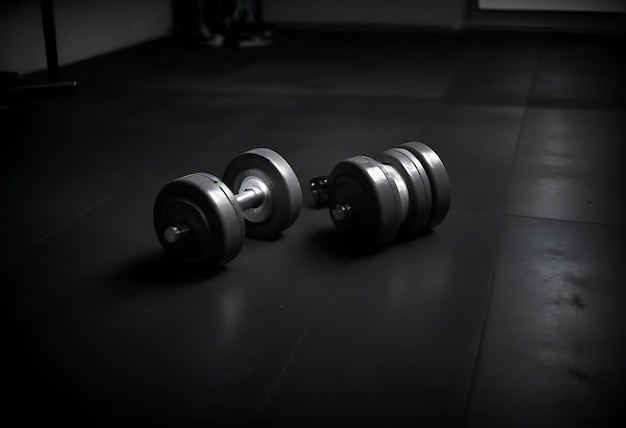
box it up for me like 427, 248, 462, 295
41, 0, 60, 82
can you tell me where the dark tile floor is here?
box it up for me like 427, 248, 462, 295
1, 30, 625, 426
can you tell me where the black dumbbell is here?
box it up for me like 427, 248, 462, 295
310, 141, 450, 247
154, 148, 302, 273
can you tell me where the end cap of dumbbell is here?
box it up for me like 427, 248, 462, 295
327, 156, 399, 247
310, 176, 329, 207
153, 173, 245, 273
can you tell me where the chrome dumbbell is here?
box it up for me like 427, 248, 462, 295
154, 148, 302, 273
310, 141, 450, 247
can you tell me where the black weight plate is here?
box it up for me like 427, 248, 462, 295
375, 147, 432, 237
327, 156, 399, 247
399, 141, 450, 229
223, 148, 302, 239
154, 173, 244, 273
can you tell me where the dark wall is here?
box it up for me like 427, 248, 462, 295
2, 0, 623, 74
263, 0, 624, 33
0, 0, 170, 73
478, 0, 626, 12
470, 0, 626, 32
264, 0, 468, 29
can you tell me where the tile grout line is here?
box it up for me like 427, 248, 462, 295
460, 41, 545, 426
0, 196, 111, 270
248, 260, 346, 423
135, 82, 447, 101
460, 217, 506, 426
448, 209, 626, 229
500, 39, 546, 219
504, 212, 626, 229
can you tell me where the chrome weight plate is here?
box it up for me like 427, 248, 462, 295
375, 147, 432, 237
399, 141, 450, 229
223, 148, 302, 239
327, 155, 400, 247
153, 173, 245, 273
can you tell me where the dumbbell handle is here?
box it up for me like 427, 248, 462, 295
236, 187, 264, 211
310, 176, 329, 207
310, 176, 353, 219
163, 188, 263, 244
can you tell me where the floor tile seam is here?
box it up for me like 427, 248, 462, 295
526, 99, 626, 113
503, 212, 626, 229
447, 208, 505, 220
499, 41, 544, 231
461, 214, 625, 424
248, 260, 346, 422
460, 214, 506, 427
460, 44, 544, 427
0, 196, 111, 270
442, 99, 529, 109
439, 42, 474, 103
131, 82, 445, 101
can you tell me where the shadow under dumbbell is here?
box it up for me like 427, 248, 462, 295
306, 201, 328, 211
393, 228, 435, 245
120, 251, 222, 286
308, 227, 382, 260
244, 231, 286, 242
309, 226, 436, 261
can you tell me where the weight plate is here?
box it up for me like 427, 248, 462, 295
154, 173, 245, 273
375, 147, 432, 237
223, 148, 302, 239
327, 155, 399, 247
392, 147, 433, 235
399, 141, 450, 229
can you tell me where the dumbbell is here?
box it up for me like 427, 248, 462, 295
310, 141, 450, 247
154, 148, 302, 273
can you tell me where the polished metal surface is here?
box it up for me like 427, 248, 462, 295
392, 147, 433, 235
233, 171, 273, 223
153, 172, 245, 271
234, 187, 263, 212
381, 163, 410, 227
376, 147, 432, 236
197, 172, 247, 267
400, 141, 451, 230
328, 155, 399, 247
247, 148, 302, 230
223, 148, 302, 238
